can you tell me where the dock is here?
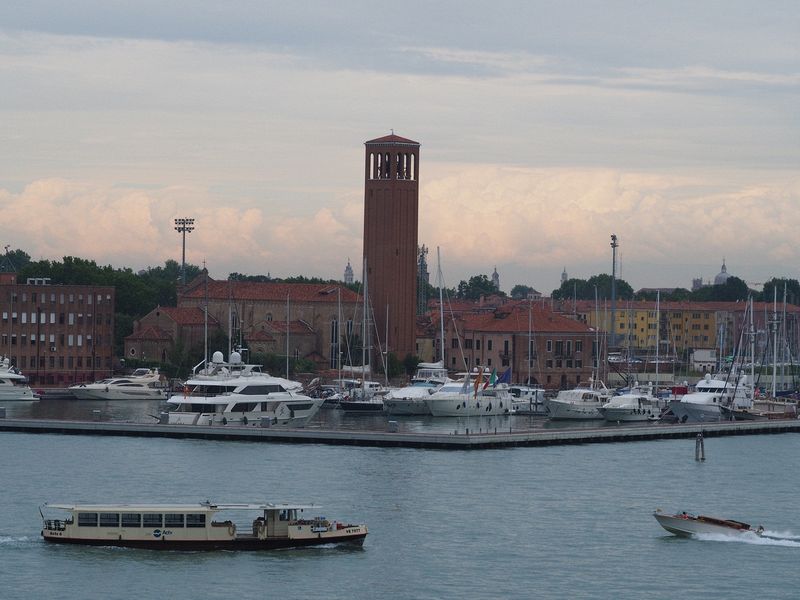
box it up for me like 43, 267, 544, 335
1, 417, 799, 449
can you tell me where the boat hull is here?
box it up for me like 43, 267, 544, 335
653, 512, 760, 538
383, 398, 430, 415
546, 399, 604, 420
41, 531, 367, 550
338, 401, 384, 413
668, 400, 723, 423
70, 388, 165, 401
425, 395, 511, 417
603, 407, 661, 422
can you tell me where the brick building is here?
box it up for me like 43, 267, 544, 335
126, 274, 361, 369
0, 273, 115, 386
427, 299, 598, 389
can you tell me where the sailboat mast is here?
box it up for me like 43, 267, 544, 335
655, 291, 660, 390
437, 247, 445, 367
773, 287, 778, 398
286, 292, 290, 379
362, 257, 369, 387
337, 286, 342, 384
528, 299, 532, 386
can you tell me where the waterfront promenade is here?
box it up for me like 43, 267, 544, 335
1, 415, 798, 449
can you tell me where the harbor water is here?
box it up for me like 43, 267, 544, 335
1, 403, 799, 599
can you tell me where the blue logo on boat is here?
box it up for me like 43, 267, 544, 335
153, 529, 162, 538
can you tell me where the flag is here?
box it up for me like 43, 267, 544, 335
496, 368, 511, 386
460, 375, 470, 395
483, 368, 497, 389
473, 370, 483, 398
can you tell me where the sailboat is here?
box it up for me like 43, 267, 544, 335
384, 248, 452, 416
338, 257, 387, 413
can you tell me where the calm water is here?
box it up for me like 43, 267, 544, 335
1, 419, 799, 599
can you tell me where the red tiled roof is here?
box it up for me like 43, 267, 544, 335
365, 133, 419, 145
259, 320, 316, 336
245, 330, 276, 342
182, 280, 359, 304
125, 326, 173, 341
156, 306, 214, 325
435, 303, 593, 335
568, 299, 800, 313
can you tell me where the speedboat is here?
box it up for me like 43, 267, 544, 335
0, 356, 38, 401
545, 379, 611, 420
653, 509, 764, 537
383, 361, 451, 416
41, 500, 367, 550
424, 379, 512, 417
166, 351, 323, 427
69, 368, 165, 400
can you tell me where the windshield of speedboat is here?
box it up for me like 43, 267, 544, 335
437, 384, 465, 393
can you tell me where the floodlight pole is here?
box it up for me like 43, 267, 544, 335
174, 218, 195, 285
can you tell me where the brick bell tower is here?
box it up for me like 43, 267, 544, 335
363, 133, 420, 362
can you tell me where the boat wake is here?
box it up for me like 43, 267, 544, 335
694, 531, 800, 547
0, 535, 35, 545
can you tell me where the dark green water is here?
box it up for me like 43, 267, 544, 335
1, 410, 798, 599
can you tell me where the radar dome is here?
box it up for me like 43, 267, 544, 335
230, 351, 242, 364
212, 351, 224, 364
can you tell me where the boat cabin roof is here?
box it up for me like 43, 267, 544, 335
43, 502, 320, 512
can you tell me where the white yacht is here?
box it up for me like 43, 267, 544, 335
0, 356, 38, 401
166, 351, 322, 427
69, 368, 165, 401
545, 380, 612, 420
509, 385, 547, 415
668, 372, 752, 423
602, 386, 663, 422
424, 378, 512, 417
383, 361, 451, 416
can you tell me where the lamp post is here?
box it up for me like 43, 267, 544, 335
174, 218, 195, 286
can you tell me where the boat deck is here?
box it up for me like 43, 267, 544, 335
1, 416, 800, 449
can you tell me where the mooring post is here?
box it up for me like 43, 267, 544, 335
695, 431, 705, 461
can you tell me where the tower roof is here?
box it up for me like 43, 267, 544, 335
365, 133, 419, 146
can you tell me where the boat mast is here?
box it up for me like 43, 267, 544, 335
437, 247, 445, 367
362, 257, 370, 389
337, 286, 342, 384
772, 286, 778, 398
203, 265, 208, 372
655, 291, 660, 392
749, 296, 755, 400
593, 285, 600, 388
286, 292, 290, 379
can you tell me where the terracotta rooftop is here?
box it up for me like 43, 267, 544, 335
156, 306, 216, 325
125, 326, 173, 341
258, 320, 316, 336
182, 280, 360, 304
434, 303, 593, 335
568, 299, 800, 314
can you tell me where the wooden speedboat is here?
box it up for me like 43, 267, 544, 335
653, 509, 764, 537
41, 501, 367, 550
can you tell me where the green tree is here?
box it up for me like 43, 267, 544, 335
690, 276, 751, 302
510, 284, 535, 300
761, 277, 800, 306
456, 274, 503, 300
551, 274, 633, 301
1, 248, 31, 271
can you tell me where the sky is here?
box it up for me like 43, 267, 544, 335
0, 1, 798, 294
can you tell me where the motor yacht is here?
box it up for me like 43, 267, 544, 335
668, 372, 752, 423
424, 378, 512, 417
545, 379, 611, 420
166, 351, 322, 427
69, 368, 165, 401
0, 356, 38, 401
383, 361, 451, 416
41, 500, 367, 550
509, 385, 547, 415
602, 385, 664, 422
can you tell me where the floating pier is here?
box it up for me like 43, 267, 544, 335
0, 417, 799, 449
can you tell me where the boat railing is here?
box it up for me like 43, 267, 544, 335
43, 519, 68, 531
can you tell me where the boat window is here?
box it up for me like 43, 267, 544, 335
231, 402, 258, 412
121, 513, 141, 527
279, 509, 296, 521
78, 512, 98, 527
100, 513, 120, 527
186, 513, 206, 528
239, 385, 285, 395
142, 513, 163, 528
165, 513, 185, 528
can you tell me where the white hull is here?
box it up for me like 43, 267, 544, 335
668, 399, 722, 423
383, 397, 431, 415
70, 387, 165, 401
603, 406, 661, 422
0, 386, 38, 401
168, 398, 323, 427
546, 398, 604, 420
425, 393, 511, 417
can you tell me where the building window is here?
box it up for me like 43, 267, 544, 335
546, 340, 552, 352
576, 340, 583, 353
475, 340, 481, 351
488, 340, 493, 351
